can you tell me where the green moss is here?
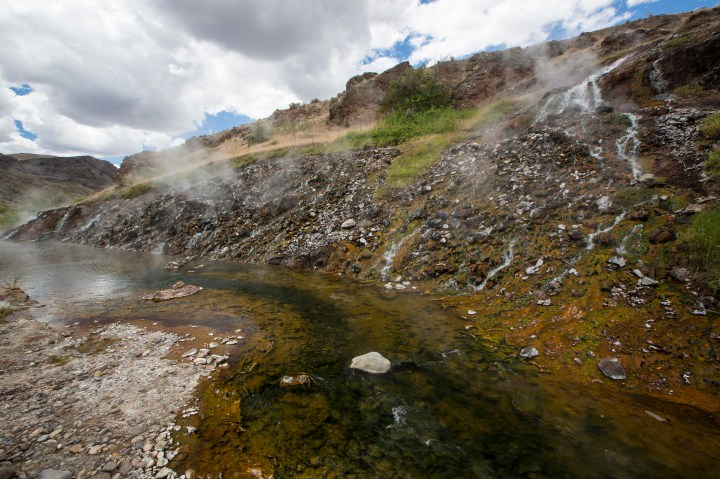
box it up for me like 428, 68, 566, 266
700, 113, 720, 139
663, 33, 697, 49
673, 85, 706, 96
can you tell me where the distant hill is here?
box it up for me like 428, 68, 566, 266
0, 153, 117, 228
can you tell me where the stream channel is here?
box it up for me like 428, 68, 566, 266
1, 241, 719, 478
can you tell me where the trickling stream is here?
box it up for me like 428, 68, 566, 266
1, 241, 719, 478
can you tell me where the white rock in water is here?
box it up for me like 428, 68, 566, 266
350, 352, 391, 374
341, 219, 356, 229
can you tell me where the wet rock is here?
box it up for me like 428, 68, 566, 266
38, 471, 72, 479
520, 347, 539, 358
595, 104, 614, 114
280, 374, 314, 388
181, 348, 198, 358
598, 357, 626, 380
340, 219, 356, 229
350, 352, 391, 374
644, 410, 667, 422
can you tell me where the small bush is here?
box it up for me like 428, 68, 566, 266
683, 206, 720, 292
121, 183, 154, 199
383, 67, 452, 113
707, 149, 720, 178
700, 112, 720, 139
248, 121, 271, 145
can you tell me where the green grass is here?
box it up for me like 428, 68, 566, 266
707, 149, 720, 179
683, 206, 720, 292
700, 112, 720, 139
338, 108, 474, 148
335, 99, 520, 193
663, 33, 697, 50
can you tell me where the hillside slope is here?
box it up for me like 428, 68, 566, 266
0, 153, 117, 228
5, 7, 720, 410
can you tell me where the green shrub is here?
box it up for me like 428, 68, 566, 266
700, 112, 720, 139
383, 67, 452, 113
683, 206, 720, 292
248, 121, 271, 145
121, 183, 154, 199
707, 149, 720, 178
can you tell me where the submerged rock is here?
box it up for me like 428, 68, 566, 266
280, 374, 314, 388
350, 352, 391, 374
598, 357, 626, 380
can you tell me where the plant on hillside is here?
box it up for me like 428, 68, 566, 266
707, 149, 720, 179
382, 67, 452, 114
248, 120, 271, 145
700, 112, 720, 139
682, 206, 720, 292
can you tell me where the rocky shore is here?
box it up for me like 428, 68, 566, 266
0, 288, 210, 479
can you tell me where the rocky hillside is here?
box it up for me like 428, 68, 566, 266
0, 153, 117, 228
5, 7, 720, 410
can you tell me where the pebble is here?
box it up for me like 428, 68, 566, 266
155, 467, 173, 478
520, 347, 539, 359
598, 357, 626, 380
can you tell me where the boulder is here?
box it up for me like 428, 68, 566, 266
350, 352, 391, 374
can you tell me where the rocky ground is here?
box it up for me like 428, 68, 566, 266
0, 287, 243, 479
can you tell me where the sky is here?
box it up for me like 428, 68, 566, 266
0, 0, 717, 164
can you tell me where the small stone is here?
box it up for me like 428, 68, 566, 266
208, 342, 219, 348
38, 471, 72, 479
467, 309, 477, 315
598, 357, 626, 380
644, 410, 667, 422
341, 219, 356, 229
520, 347, 539, 358
350, 352, 391, 374
537, 299, 551, 306
118, 461, 133, 475
88, 444, 103, 455
68, 444, 83, 454
155, 467, 173, 478
181, 348, 197, 358
607, 256, 626, 268
102, 461, 117, 472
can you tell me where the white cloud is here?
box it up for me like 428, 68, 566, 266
626, 0, 658, 7
0, 0, 643, 158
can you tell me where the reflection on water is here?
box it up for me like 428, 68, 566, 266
2, 241, 719, 477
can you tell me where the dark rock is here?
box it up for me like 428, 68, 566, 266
628, 208, 650, 221
595, 105, 614, 114
598, 357, 626, 380
649, 228, 676, 244
567, 229, 585, 241
0, 467, 16, 479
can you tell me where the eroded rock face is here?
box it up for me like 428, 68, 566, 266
350, 352, 391, 374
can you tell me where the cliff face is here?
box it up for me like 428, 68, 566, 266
6, 7, 720, 409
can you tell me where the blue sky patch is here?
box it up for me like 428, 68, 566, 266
184, 110, 254, 139
14, 119, 37, 141
9, 83, 33, 96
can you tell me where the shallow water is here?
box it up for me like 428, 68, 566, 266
1, 241, 719, 478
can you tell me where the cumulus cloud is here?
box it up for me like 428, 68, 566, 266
0, 0, 666, 158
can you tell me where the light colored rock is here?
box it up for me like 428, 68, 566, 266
88, 444, 103, 455
638, 277, 659, 287
341, 219, 356, 229
607, 256, 626, 268
155, 467, 173, 478
38, 470, 73, 479
520, 347, 539, 358
350, 352, 391, 374
68, 444, 83, 454
181, 348, 197, 358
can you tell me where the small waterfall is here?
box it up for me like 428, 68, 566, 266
586, 211, 626, 251
616, 224, 644, 255
55, 208, 73, 233
79, 212, 104, 233
380, 229, 419, 281
616, 113, 641, 180
475, 240, 516, 291
535, 57, 627, 123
